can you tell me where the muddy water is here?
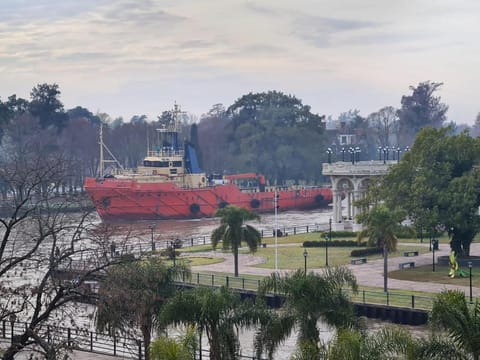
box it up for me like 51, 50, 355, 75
173, 319, 429, 360
100, 208, 335, 244
93, 208, 430, 359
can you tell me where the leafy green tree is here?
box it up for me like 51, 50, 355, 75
398, 81, 448, 145
256, 268, 358, 358
211, 206, 262, 277
356, 204, 403, 292
96, 257, 188, 360
430, 290, 480, 360
28, 83, 67, 129
383, 127, 480, 256
0, 94, 29, 140
67, 106, 101, 125
160, 286, 268, 360
225, 91, 326, 184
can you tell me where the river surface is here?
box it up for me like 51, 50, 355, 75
90, 208, 430, 359
99, 207, 335, 244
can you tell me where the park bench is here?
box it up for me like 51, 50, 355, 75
399, 261, 415, 269
351, 257, 367, 265
403, 251, 419, 257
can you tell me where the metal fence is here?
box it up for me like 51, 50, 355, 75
1, 320, 266, 360
176, 270, 440, 311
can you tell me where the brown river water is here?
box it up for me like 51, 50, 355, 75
89, 208, 430, 359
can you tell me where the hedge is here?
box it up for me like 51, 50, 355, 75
304, 240, 367, 248
320, 230, 357, 238
350, 247, 383, 257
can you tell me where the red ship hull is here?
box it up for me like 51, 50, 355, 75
84, 177, 332, 221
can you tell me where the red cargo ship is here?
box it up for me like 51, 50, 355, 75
84, 105, 332, 221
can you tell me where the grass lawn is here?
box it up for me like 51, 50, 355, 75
252, 244, 429, 269
389, 264, 479, 287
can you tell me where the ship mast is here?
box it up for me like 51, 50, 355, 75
98, 123, 125, 178
99, 124, 104, 178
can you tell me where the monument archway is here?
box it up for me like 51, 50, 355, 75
322, 161, 394, 231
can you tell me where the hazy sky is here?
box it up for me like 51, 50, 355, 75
1, 0, 479, 124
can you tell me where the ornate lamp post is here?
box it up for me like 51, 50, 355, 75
432, 239, 438, 272
341, 147, 346, 162
150, 225, 155, 252
396, 147, 401, 163
170, 240, 176, 267
469, 261, 473, 304
349, 147, 355, 164
326, 148, 333, 164
355, 147, 361, 162
325, 218, 332, 267
303, 249, 308, 274
378, 146, 382, 161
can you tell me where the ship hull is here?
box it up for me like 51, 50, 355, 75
84, 177, 333, 221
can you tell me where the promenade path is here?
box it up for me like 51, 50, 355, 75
190, 241, 480, 297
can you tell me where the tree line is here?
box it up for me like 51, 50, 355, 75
1, 80, 474, 187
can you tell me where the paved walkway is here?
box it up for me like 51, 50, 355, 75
190, 242, 480, 296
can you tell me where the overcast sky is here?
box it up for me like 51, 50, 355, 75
1, 0, 479, 124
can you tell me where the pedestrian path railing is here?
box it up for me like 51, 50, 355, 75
91, 222, 326, 260
1, 321, 142, 359
0, 320, 266, 360
175, 270, 439, 311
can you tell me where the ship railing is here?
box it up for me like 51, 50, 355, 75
146, 149, 184, 157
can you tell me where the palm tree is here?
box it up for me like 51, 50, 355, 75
356, 204, 403, 292
328, 326, 466, 360
150, 325, 197, 360
160, 286, 269, 360
96, 257, 189, 360
430, 290, 480, 360
255, 267, 358, 358
211, 205, 261, 277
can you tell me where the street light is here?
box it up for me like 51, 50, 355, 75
396, 147, 401, 163
383, 147, 387, 164
349, 147, 355, 164
325, 218, 332, 267
303, 249, 308, 274
341, 147, 346, 162
378, 146, 382, 161
326, 148, 333, 164
432, 239, 438, 272
170, 241, 176, 267
469, 261, 473, 304
355, 147, 361, 163
274, 190, 279, 272
150, 225, 155, 252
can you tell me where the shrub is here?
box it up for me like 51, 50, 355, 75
395, 225, 417, 239
303, 240, 367, 248
320, 231, 357, 238
350, 247, 383, 257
